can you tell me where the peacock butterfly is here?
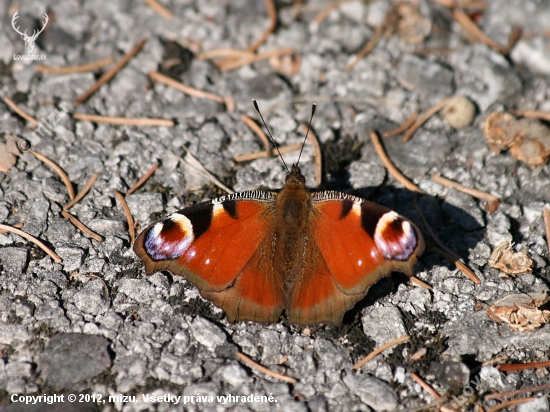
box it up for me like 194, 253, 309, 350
134, 102, 425, 325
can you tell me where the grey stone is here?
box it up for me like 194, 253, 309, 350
348, 161, 386, 198
479, 365, 509, 392
0, 325, 31, 345
454, 46, 522, 111
517, 396, 550, 412
429, 361, 470, 389
315, 338, 349, 370
126, 192, 164, 227
117, 278, 157, 303
34, 300, 64, 320
97, 311, 123, 331
46, 218, 77, 244
486, 211, 513, 247
396, 54, 454, 103
22, 196, 50, 236
190, 317, 227, 350
87, 219, 126, 236
41, 177, 70, 204
0, 247, 28, 274
56, 246, 85, 272
0, 402, 98, 412
343, 373, 399, 411
444, 312, 550, 361
72, 282, 110, 316
377, 129, 451, 170
220, 363, 249, 387
260, 329, 283, 365
362, 305, 407, 349
442, 187, 485, 230
5, 362, 33, 378
511, 38, 550, 76
5, 378, 26, 394
39, 333, 111, 388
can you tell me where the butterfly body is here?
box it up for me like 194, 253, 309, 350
134, 163, 425, 325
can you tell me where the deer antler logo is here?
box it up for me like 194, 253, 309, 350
12, 11, 49, 55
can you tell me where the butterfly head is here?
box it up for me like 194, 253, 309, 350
285, 163, 306, 185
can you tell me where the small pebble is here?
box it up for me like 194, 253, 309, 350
442, 95, 477, 128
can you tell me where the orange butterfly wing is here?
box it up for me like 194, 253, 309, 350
133, 192, 285, 323
287, 192, 425, 324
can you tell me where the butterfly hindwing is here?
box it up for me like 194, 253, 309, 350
134, 191, 285, 321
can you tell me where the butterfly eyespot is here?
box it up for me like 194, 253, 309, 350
143, 215, 195, 261
374, 212, 417, 261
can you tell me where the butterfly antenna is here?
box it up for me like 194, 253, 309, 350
297, 103, 317, 165
252, 99, 289, 173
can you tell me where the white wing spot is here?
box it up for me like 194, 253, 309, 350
212, 202, 225, 217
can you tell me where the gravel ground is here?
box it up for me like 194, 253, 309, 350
1, 0, 550, 411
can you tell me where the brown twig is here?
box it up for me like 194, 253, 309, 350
430, 244, 481, 285
345, 23, 384, 71
369, 130, 424, 194
543, 205, 550, 259
237, 352, 297, 383
35, 57, 114, 74
410, 372, 441, 400
115, 190, 136, 245
242, 114, 271, 156
452, 8, 506, 55
218, 48, 295, 72
0, 222, 23, 234
482, 354, 508, 367
168, 151, 234, 194
353, 335, 410, 370
2, 96, 38, 126
502, 27, 522, 56
512, 110, 550, 123
312, 0, 343, 24
402, 97, 451, 142
430, 0, 487, 8
29, 149, 75, 199
0, 224, 62, 262
415, 200, 481, 284
485, 383, 550, 400
410, 276, 433, 290
61, 211, 104, 242
431, 174, 500, 204
197, 49, 255, 61
498, 360, 550, 372
74, 39, 146, 106
127, 164, 159, 196
485, 397, 536, 412
63, 173, 98, 211
383, 111, 419, 137
300, 124, 322, 186
73, 113, 174, 127
234, 143, 303, 162
247, 0, 277, 52
145, 0, 174, 19
148, 71, 233, 111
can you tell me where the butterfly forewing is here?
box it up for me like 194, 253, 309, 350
134, 192, 280, 296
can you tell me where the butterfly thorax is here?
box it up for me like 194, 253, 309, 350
273, 165, 311, 288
